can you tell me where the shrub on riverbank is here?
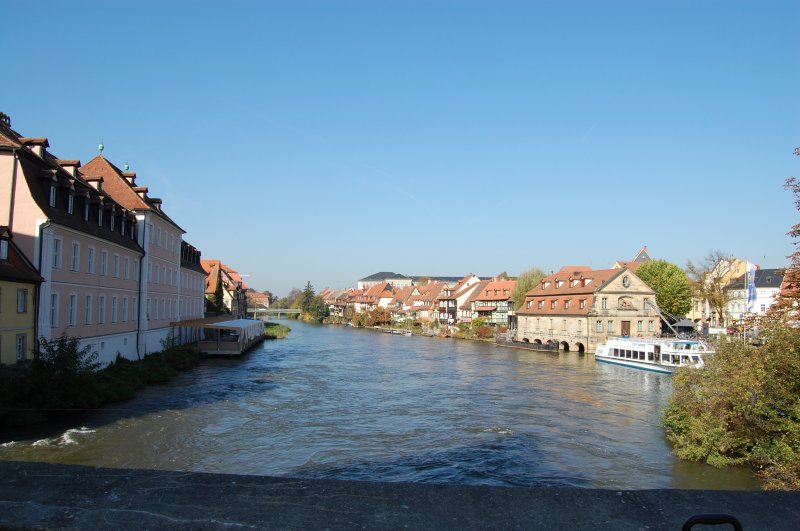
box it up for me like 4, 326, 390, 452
264, 322, 291, 339
0, 336, 205, 429
663, 176, 800, 491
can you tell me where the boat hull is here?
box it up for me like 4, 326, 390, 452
594, 355, 674, 374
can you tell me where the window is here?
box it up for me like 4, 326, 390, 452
644, 298, 650, 310
148, 223, 153, 244
17, 288, 27, 313
87, 246, 95, 274
84, 202, 89, 221
121, 219, 125, 237
68, 194, 74, 214
16, 334, 27, 360
122, 297, 128, 321
68, 294, 77, 327
50, 293, 59, 327
70, 241, 80, 271
98, 295, 106, 324
564, 300, 571, 309
111, 296, 118, 323
157, 227, 161, 247
538, 300, 544, 309
160, 298, 165, 319
85, 295, 93, 325
133, 297, 138, 321
648, 320, 654, 332
49, 185, 57, 207
98, 207, 103, 227
526, 301, 532, 309
100, 250, 108, 276
124, 257, 130, 279
637, 320, 643, 332
579, 299, 586, 309
596, 320, 603, 332
52, 238, 62, 268
110, 214, 115, 232
113, 254, 120, 277
601, 297, 608, 310
550, 300, 556, 310
607, 320, 613, 333
133, 259, 139, 280
0, 239, 7, 260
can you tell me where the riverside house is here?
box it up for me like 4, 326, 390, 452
202, 260, 248, 319
434, 274, 481, 325
515, 266, 659, 353
0, 117, 145, 364
0, 228, 43, 364
460, 279, 516, 326
81, 155, 185, 355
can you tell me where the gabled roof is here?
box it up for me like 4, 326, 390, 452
80, 155, 184, 232
0, 227, 43, 284
727, 268, 785, 290
359, 271, 410, 282
631, 246, 652, 263
524, 267, 622, 298
474, 280, 516, 302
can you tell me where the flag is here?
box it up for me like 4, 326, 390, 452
746, 262, 758, 313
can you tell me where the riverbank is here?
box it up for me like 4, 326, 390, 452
1, 461, 797, 530
264, 321, 291, 339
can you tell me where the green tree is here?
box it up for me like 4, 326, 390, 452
686, 250, 740, 325
663, 170, 800, 490
300, 281, 315, 312
635, 260, 692, 317
511, 267, 547, 310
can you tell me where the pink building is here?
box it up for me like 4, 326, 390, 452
0, 115, 144, 364
80, 155, 185, 355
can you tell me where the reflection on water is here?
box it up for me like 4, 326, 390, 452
0, 321, 757, 489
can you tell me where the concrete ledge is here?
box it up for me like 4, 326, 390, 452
1, 461, 798, 530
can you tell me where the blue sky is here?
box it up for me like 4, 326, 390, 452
3, 0, 798, 295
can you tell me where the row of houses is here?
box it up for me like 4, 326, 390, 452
0, 113, 248, 365
328, 247, 785, 354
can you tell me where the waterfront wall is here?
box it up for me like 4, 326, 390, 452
1, 461, 799, 530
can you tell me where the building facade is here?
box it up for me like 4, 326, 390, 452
515, 266, 659, 353
0, 228, 42, 364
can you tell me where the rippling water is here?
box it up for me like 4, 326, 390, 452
0, 321, 756, 489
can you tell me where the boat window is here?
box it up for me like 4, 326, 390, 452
681, 355, 689, 364
648, 353, 654, 361
661, 354, 669, 362
691, 356, 700, 363
613, 348, 619, 356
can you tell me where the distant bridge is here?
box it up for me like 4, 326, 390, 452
250, 308, 301, 319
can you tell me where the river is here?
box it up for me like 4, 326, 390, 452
0, 320, 756, 489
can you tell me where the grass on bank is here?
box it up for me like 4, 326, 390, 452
264, 322, 291, 339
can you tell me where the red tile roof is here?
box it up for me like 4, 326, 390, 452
517, 267, 626, 316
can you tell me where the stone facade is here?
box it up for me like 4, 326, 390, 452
515, 267, 659, 353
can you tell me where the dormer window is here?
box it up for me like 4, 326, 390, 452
543, 281, 551, 288
83, 201, 89, 221
538, 300, 544, 309
556, 280, 565, 288
121, 219, 126, 236
110, 214, 115, 232
526, 301, 532, 309
98, 207, 103, 227
67, 194, 74, 214
550, 300, 556, 309
564, 300, 571, 309
579, 299, 586, 309
0, 239, 8, 260
49, 185, 57, 207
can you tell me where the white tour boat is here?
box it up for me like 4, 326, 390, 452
594, 337, 714, 374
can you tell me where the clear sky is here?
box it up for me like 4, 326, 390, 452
3, 0, 798, 296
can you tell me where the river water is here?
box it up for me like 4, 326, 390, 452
0, 321, 756, 489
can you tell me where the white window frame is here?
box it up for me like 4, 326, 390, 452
98, 295, 106, 324
50, 292, 59, 327
68, 293, 77, 327
16, 334, 26, 361
122, 296, 128, 321
17, 288, 27, 313
111, 296, 118, 323
52, 237, 62, 269
49, 185, 57, 207
100, 250, 108, 276
70, 241, 80, 272
85, 294, 93, 325
68, 193, 74, 214
124, 256, 130, 279
87, 246, 95, 274
113, 254, 120, 277
0, 239, 8, 260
